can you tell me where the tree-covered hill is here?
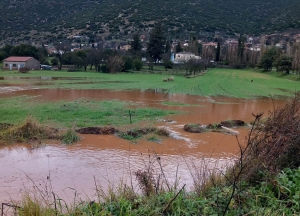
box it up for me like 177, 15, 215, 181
1, 0, 300, 44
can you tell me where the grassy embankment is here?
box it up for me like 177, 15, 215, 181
0, 68, 299, 98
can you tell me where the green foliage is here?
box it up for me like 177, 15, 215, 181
10, 44, 39, 59
132, 58, 143, 71
0, 51, 6, 61
147, 22, 166, 62
118, 131, 142, 141
147, 135, 161, 143
258, 47, 281, 71
130, 34, 142, 56
163, 59, 173, 70
62, 129, 80, 145
100, 64, 109, 73
274, 54, 293, 74
0, 98, 175, 128
122, 56, 133, 71
175, 42, 183, 53
50, 57, 59, 66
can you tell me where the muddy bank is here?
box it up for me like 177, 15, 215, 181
76, 126, 118, 135
219, 120, 246, 127
183, 120, 246, 135
76, 126, 170, 142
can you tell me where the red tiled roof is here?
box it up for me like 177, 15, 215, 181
3, 56, 33, 62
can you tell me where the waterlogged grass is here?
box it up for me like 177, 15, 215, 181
0, 97, 176, 128
0, 68, 299, 98
62, 129, 80, 145
147, 135, 161, 143
161, 101, 193, 106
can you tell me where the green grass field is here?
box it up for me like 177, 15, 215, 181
0, 68, 299, 98
0, 97, 176, 128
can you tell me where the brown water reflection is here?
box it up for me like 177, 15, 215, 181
0, 88, 287, 202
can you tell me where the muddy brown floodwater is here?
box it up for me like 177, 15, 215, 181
0, 87, 287, 203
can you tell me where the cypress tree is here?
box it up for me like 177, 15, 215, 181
215, 41, 220, 62
147, 22, 166, 62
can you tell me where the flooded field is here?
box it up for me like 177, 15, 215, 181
0, 85, 287, 203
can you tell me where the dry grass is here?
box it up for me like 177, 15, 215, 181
241, 93, 300, 183
17, 195, 55, 216
154, 127, 170, 136
0, 117, 58, 145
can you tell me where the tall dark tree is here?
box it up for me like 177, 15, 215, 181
215, 41, 220, 62
54, 42, 71, 70
10, 44, 39, 59
165, 39, 171, 54
258, 47, 280, 71
1, 44, 13, 57
176, 42, 183, 53
237, 34, 245, 64
130, 34, 142, 56
147, 22, 166, 63
274, 54, 292, 74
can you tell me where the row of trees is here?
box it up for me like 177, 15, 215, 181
258, 47, 294, 74
50, 47, 144, 73
201, 34, 300, 74
2, 22, 300, 75
0, 44, 48, 63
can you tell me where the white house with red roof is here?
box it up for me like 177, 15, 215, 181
3, 56, 40, 70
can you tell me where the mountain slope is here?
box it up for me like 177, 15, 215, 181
1, 0, 300, 44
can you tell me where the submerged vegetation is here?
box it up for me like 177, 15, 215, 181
117, 127, 169, 142
62, 129, 80, 145
2, 93, 299, 215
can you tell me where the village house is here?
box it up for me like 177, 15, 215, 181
3, 56, 40, 70
174, 52, 201, 63
120, 44, 131, 51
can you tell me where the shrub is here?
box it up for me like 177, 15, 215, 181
62, 129, 80, 145
132, 58, 143, 71
51, 57, 59, 66
19, 67, 30, 73
122, 56, 133, 71
107, 56, 124, 73
100, 64, 109, 73
240, 93, 300, 184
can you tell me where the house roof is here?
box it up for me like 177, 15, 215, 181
3, 56, 34, 62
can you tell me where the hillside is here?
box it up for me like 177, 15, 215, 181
1, 0, 300, 45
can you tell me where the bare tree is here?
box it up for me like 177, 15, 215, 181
184, 59, 206, 76
87, 49, 103, 71
292, 42, 300, 74
54, 42, 71, 70
107, 56, 124, 73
